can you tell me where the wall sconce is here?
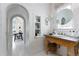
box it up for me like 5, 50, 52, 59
45, 17, 50, 25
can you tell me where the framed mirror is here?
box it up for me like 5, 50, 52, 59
56, 9, 73, 25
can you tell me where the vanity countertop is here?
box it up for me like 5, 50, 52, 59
51, 34, 79, 42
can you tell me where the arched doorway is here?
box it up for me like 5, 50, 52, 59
6, 4, 29, 55
12, 16, 24, 55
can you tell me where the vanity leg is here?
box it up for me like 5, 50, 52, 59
67, 47, 78, 56
74, 46, 78, 56
46, 49, 49, 54
67, 48, 69, 56
44, 38, 49, 54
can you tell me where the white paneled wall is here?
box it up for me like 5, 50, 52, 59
0, 4, 4, 55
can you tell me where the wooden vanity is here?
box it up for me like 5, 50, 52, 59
44, 35, 79, 56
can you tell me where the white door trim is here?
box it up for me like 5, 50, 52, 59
6, 4, 29, 55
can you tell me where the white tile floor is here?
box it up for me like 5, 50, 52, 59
12, 37, 58, 56
33, 51, 58, 56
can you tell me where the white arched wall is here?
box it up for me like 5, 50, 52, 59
1, 3, 50, 55
6, 4, 29, 55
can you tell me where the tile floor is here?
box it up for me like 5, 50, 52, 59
12, 38, 58, 56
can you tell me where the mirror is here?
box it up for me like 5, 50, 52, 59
56, 9, 73, 25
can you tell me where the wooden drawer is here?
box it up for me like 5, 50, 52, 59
47, 37, 77, 48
